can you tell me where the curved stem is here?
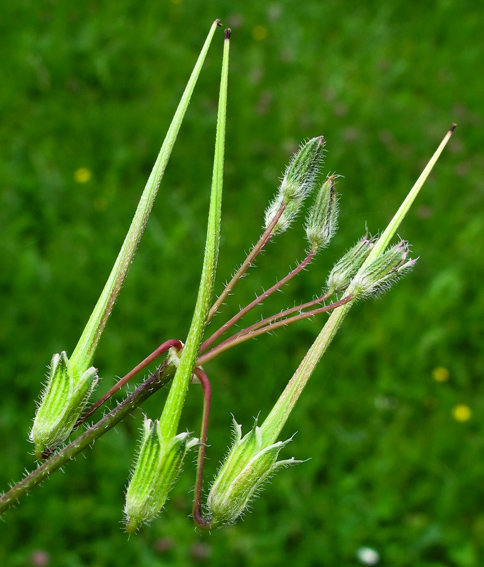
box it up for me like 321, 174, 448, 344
198, 294, 354, 365
0, 360, 176, 516
207, 203, 285, 322
76, 339, 183, 427
192, 367, 213, 530
201, 248, 315, 353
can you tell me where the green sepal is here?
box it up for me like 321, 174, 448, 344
30, 352, 98, 460
207, 419, 302, 527
210, 418, 262, 494
124, 417, 197, 533
326, 235, 375, 294
305, 174, 339, 252
352, 240, 417, 298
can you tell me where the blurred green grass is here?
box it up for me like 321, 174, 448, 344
1, 1, 483, 566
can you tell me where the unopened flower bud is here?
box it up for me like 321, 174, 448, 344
327, 235, 376, 294
305, 174, 339, 252
207, 418, 301, 527
124, 418, 197, 533
30, 351, 98, 459
352, 241, 417, 298
265, 136, 325, 234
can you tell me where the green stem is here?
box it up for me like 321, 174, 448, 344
260, 300, 352, 444
70, 20, 222, 373
158, 29, 231, 441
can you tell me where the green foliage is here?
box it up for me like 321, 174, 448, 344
1, 1, 483, 566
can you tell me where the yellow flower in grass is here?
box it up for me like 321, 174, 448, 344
452, 404, 471, 422
74, 167, 92, 183
432, 367, 450, 382
252, 25, 268, 41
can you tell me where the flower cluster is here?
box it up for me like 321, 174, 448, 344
0, 20, 455, 535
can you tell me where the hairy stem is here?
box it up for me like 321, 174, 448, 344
260, 124, 457, 444
201, 248, 315, 352
76, 339, 183, 427
197, 294, 353, 365
0, 361, 176, 516
225, 291, 333, 339
207, 203, 285, 322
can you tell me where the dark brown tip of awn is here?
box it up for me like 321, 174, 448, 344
450, 123, 457, 133
214, 19, 222, 27
225, 28, 232, 40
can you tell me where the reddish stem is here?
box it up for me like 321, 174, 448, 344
207, 203, 285, 322
233, 291, 333, 338
76, 339, 183, 427
192, 367, 212, 530
197, 294, 354, 365
201, 248, 315, 353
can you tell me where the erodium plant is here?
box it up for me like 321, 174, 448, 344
0, 22, 455, 533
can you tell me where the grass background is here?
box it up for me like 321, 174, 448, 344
1, 0, 483, 565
